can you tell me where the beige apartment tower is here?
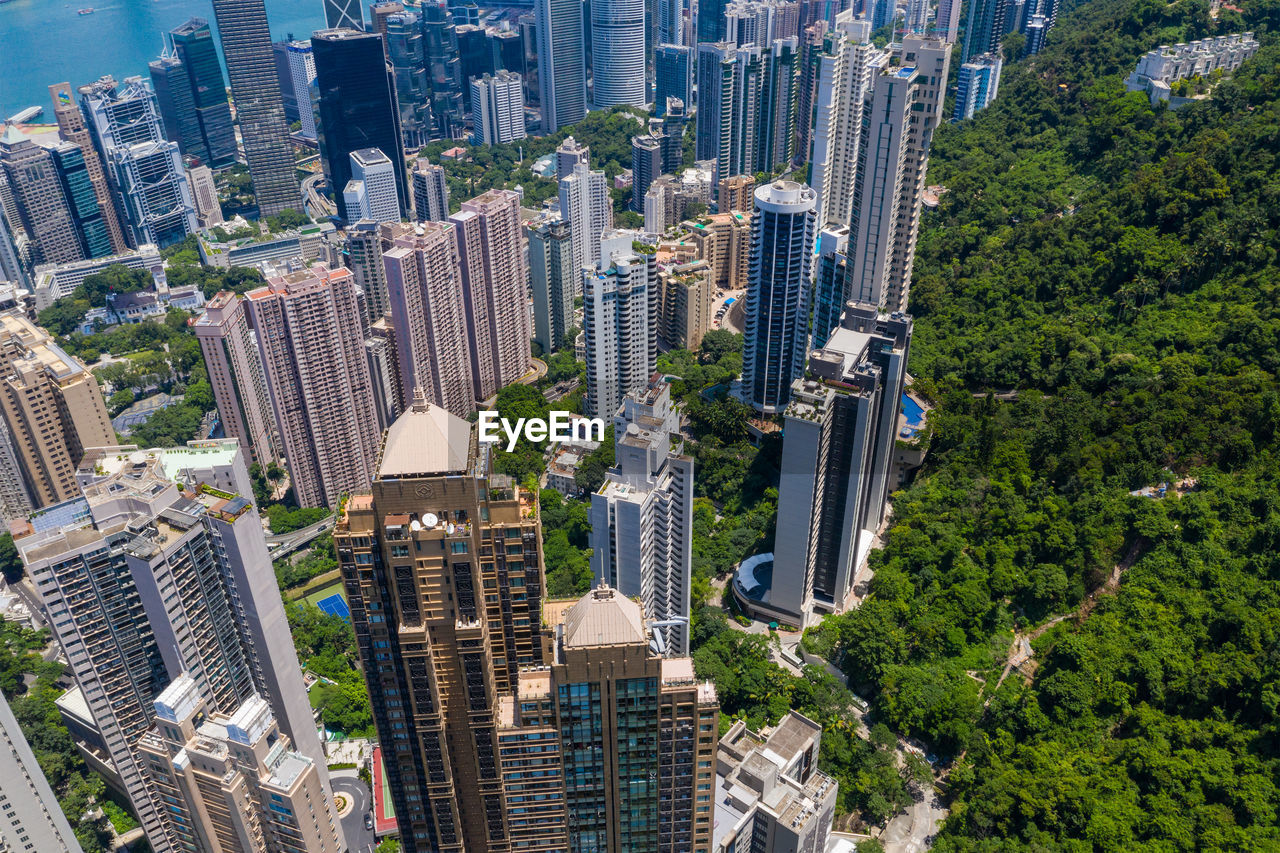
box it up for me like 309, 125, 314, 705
245, 264, 382, 508
193, 292, 282, 470
382, 222, 476, 416
0, 311, 114, 507
49, 82, 128, 253
685, 211, 751, 292
658, 259, 713, 350
140, 674, 342, 853
450, 190, 532, 401
717, 174, 755, 214
335, 398, 546, 853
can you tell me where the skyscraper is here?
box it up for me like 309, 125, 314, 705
49, 141, 114, 258
344, 219, 394, 323
770, 304, 910, 624
344, 148, 403, 223
741, 180, 815, 414
450, 189, 532, 400
386, 9, 433, 149
0, 124, 83, 267
193, 292, 282, 471
245, 264, 383, 508
423, 0, 466, 140
152, 19, 237, 168
18, 450, 345, 852
381, 221, 476, 415
794, 20, 828, 169
695, 42, 735, 169
590, 378, 695, 654
313, 28, 408, 222
559, 163, 613, 274
210, 0, 301, 216
937, 0, 963, 42
0, 691, 83, 852
632, 133, 665, 213
272, 39, 301, 124
698, 0, 730, 43
555, 134, 590, 179
536, 0, 588, 130
810, 224, 849, 347
528, 216, 575, 353
658, 258, 713, 349
498, 586, 720, 851
335, 400, 546, 852
592, 0, 648, 108
0, 312, 114, 507
0, 418, 33, 525
186, 161, 223, 227
285, 40, 318, 139
584, 231, 657, 419
323, 0, 364, 30
655, 44, 693, 115
48, 82, 127, 254
809, 14, 882, 227
78, 77, 198, 249
962, 0, 1010, 62
139, 675, 342, 853
470, 71, 527, 144
411, 157, 450, 221
954, 52, 1003, 120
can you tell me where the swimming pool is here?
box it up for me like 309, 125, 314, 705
901, 394, 925, 427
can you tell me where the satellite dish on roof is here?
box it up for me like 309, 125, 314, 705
422, 512, 438, 528
627, 423, 640, 436
410, 520, 422, 531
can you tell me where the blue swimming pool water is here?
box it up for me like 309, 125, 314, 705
901, 394, 925, 427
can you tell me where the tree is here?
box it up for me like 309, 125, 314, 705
0, 534, 20, 584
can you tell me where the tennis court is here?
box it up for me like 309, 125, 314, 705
316, 593, 350, 621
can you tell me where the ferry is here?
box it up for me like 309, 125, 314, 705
78, 7, 94, 14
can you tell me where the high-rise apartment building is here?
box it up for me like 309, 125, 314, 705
0, 312, 113, 507
584, 231, 657, 419
344, 219, 394, 323
48, 82, 127, 254
632, 134, 665, 213
423, 1, 466, 140
344, 148, 403, 223
78, 76, 198, 249
335, 400, 546, 852
685, 211, 751, 291
954, 52, 1003, 119
0, 419, 33, 525
712, 712, 838, 852
386, 9, 433, 149
499, 586, 720, 851
555, 135, 590, 179
698, 0, 730, 43
272, 40, 301, 124
314, 29, 408, 222
717, 173, 756, 212
0, 124, 83, 267
139, 674, 341, 853
245, 264, 382, 508
0, 691, 84, 852
795, 20, 828, 170
528, 216, 575, 353
811, 224, 849, 347
193, 291, 282, 470
536, 0, 588, 130
381, 221, 476, 416
411, 157, 450, 222
725, 0, 800, 46
590, 378, 695, 654
470, 71, 527, 144
937, 0, 964, 41
365, 315, 404, 430
695, 42, 736, 172
809, 14, 882, 227
741, 180, 815, 414
450, 190, 532, 401
658, 258, 713, 350
285, 40, 318, 139
150, 18, 237, 168
559, 163, 613, 275
211, 0, 301, 216
592, 0, 648, 108
770, 304, 910, 624
963, 0, 1009, 62
1024, 14, 1049, 55
18, 453, 343, 852
655, 44, 692, 115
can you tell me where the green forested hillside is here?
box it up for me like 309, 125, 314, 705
806, 0, 1280, 847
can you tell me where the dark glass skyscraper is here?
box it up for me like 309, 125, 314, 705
385, 10, 432, 149
422, 2, 465, 140
210, 0, 300, 216
312, 29, 407, 221
697, 0, 729, 43
170, 18, 237, 167
49, 142, 112, 258
655, 43, 692, 116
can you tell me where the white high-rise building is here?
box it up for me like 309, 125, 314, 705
411, 157, 449, 222
589, 378, 694, 655
591, 0, 647, 108
954, 53, 1003, 120
583, 230, 656, 419
344, 148, 402, 223
0, 692, 83, 852
809, 13, 884, 228
905, 0, 931, 33
559, 163, 613, 275
937, 0, 963, 42
0, 418, 33, 525
536, 0, 588, 130
286, 40, 318, 139
470, 70, 527, 144
18, 451, 345, 853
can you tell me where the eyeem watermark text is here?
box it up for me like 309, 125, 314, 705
478, 411, 605, 452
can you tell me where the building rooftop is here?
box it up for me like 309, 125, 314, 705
561, 585, 647, 648
378, 393, 472, 478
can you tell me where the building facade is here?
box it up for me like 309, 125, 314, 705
244, 264, 382, 508
592, 0, 648, 108
584, 232, 658, 420
0, 125, 83, 268
741, 180, 816, 414
411, 158, 450, 222
559, 163, 614, 276
528, 216, 575, 354
471, 71, 527, 145
536, 0, 588, 131
344, 148, 403, 223
48, 82, 128, 254
0, 691, 84, 852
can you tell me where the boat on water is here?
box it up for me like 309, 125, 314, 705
78, 7, 94, 13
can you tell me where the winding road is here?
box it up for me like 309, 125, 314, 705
330, 771, 375, 853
